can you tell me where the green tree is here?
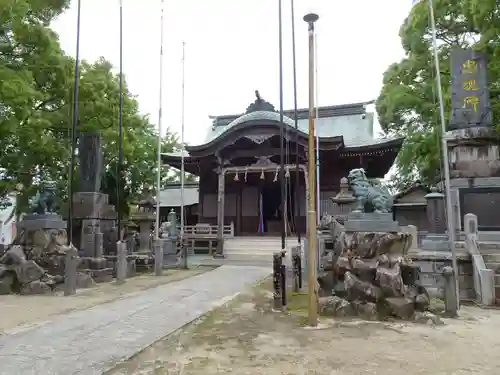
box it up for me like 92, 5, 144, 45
376, 0, 499, 190
0, 0, 182, 216
0, 0, 72, 208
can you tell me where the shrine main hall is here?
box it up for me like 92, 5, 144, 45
161, 94, 403, 236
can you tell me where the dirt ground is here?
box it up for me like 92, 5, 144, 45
0, 268, 209, 335
109, 279, 500, 375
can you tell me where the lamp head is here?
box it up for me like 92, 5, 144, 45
303, 13, 319, 24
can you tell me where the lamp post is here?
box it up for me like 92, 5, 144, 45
303, 12, 319, 327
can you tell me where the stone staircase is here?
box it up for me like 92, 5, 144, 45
222, 236, 300, 267
475, 242, 500, 300
457, 240, 500, 301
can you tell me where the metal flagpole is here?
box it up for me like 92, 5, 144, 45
427, 0, 460, 307
304, 12, 319, 327
290, 0, 300, 244
117, 0, 124, 241
314, 32, 320, 223
155, 0, 165, 240
68, 0, 82, 245
278, 0, 286, 252
180, 41, 187, 269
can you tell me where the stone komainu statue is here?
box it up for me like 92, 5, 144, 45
347, 168, 393, 213
30, 181, 58, 214
77, 131, 103, 193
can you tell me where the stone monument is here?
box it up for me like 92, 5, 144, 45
161, 209, 180, 267
129, 188, 156, 271
442, 48, 499, 232
71, 131, 114, 282
420, 187, 450, 251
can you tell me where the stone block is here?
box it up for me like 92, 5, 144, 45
421, 236, 451, 251
72, 192, 109, 219
413, 261, 434, 273
400, 225, 418, 250
386, 297, 415, 320
18, 214, 66, 231
79, 257, 108, 270
344, 213, 400, 233
82, 268, 113, 283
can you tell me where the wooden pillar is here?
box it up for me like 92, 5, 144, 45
214, 165, 225, 258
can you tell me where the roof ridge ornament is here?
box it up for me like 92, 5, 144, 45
245, 90, 276, 113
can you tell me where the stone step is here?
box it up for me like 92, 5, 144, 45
480, 253, 500, 263
494, 274, 500, 286
485, 262, 500, 274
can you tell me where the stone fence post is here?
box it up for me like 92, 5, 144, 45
64, 247, 78, 296
464, 213, 478, 240
154, 239, 164, 276
116, 241, 127, 284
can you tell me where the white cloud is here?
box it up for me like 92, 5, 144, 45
52, 0, 412, 146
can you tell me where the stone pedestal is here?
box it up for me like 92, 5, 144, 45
344, 212, 399, 233
129, 212, 155, 253
445, 127, 500, 179
18, 214, 67, 232
163, 237, 178, 267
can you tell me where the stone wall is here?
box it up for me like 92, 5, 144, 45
409, 249, 474, 300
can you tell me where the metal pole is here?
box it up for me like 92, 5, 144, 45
314, 32, 320, 223
290, 0, 300, 244
428, 0, 459, 306
155, 0, 165, 240
117, 0, 124, 241
68, 0, 82, 246
304, 12, 319, 327
180, 41, 187, 268
278, 0, 285, 251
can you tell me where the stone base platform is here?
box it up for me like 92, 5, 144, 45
78, 257, 113, 283
344, 212, 400, 232
104, 255, 137, 278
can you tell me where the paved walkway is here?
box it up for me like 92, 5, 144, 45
0, 265, 271, 375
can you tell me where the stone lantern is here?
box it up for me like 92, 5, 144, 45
421, 187, 450, 251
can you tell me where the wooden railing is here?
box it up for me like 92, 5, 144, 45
176, 222, 234, 238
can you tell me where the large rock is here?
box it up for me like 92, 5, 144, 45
0, 272, 15, 295
386, 297, 415, 319
376, 262, 405, 298
20, 280, 52, 295
16, 260, 45, 284
319, 296, 354, 317
76, 272, 96, 288
0, 246, 26, 265
344, 271, 381, 302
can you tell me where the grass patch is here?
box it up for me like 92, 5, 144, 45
286, 292, 309, 312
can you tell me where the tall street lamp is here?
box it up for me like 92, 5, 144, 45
304, 12, 319, 327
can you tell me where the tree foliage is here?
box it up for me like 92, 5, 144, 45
0, 0, 184, 215
376, 0, 500, 190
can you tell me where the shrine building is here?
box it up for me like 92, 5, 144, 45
161, 93, 403, 236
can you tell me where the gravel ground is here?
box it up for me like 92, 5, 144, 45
109, 279, 500, 375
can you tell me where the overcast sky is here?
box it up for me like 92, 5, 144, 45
52, 0, 413, 146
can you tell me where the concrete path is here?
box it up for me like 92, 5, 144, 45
0, 265, 271, 375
